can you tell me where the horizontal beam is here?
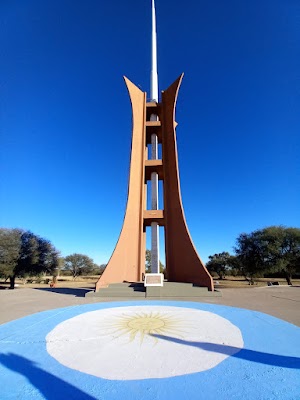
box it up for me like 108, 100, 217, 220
145, 159, 163, 181
143, 210, 164, 226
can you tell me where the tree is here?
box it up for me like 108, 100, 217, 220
234, 230, 270, 284
87, 262, 105, 275
0, 228, 59, 289
0, 229, 22, 283
64, 253, 95, 279
234, 226, 300, 285
36, 236, 60, 276
145, 249, 165, 273
99, 264, 107, 275
206, 252, 232, 279
259, 226, 300, 285
55, 256, 65, 278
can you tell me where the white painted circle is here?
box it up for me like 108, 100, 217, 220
46, 306, 243, 380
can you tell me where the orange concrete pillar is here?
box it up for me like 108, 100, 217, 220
161, 75, 214, 291
95, 78, 147, 289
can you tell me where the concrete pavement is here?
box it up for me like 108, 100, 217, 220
0, 285, 299, 326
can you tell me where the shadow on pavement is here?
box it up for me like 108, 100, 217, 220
34, 288, 93, 298
0, 353, 97, 400
152, 334, 300, 369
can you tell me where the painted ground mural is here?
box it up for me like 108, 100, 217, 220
47, 306, 243, 379
0, 301, 299, 399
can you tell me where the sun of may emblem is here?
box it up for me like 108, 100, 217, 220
46, 305, 244, 380
106, 311, 183, 344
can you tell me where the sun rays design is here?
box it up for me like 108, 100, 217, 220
46, 305, 244, 380
102, 311, 184, 344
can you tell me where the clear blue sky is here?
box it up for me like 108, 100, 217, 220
1, 0, 299, 265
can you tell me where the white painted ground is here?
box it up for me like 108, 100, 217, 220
46, 305, 243, 380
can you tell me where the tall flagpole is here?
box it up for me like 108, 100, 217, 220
150, 0, 158, 102
150, 0, 160, 274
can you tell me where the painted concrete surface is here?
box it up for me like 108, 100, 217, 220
46, 306, 243, 379
0, 301, 299, 400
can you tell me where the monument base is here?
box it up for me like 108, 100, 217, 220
86, 282, 221, 299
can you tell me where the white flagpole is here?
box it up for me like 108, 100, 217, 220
150, 0, 158, 102
150, 0, 159, 274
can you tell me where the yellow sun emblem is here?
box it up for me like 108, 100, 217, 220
104, 311, 184, 344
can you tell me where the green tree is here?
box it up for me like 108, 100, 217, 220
234, 226, 300, 285
234, 230, 269, 284
86, 262, 105, 275
0, 228, 59, 289
259, 226, 300, 285
145, 249, 165, 273
0, 229, 22, 283
206, 252, 231, 279
99, 264, 107, 275
64, 253, 95, 279
36, 236, 60, 276
55, 256, 65, 278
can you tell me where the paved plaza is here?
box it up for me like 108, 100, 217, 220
0, 286, 299, 399
1, 285, 300, 326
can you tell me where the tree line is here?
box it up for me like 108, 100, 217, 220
1, 225, 299, 288
206, 226, 300, 285
0, 228, 105, 289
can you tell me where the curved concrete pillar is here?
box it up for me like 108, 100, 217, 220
161, 75, 214, 291
95, 77, 146, 290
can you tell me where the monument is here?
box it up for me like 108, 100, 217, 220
95, 0, 214, 292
